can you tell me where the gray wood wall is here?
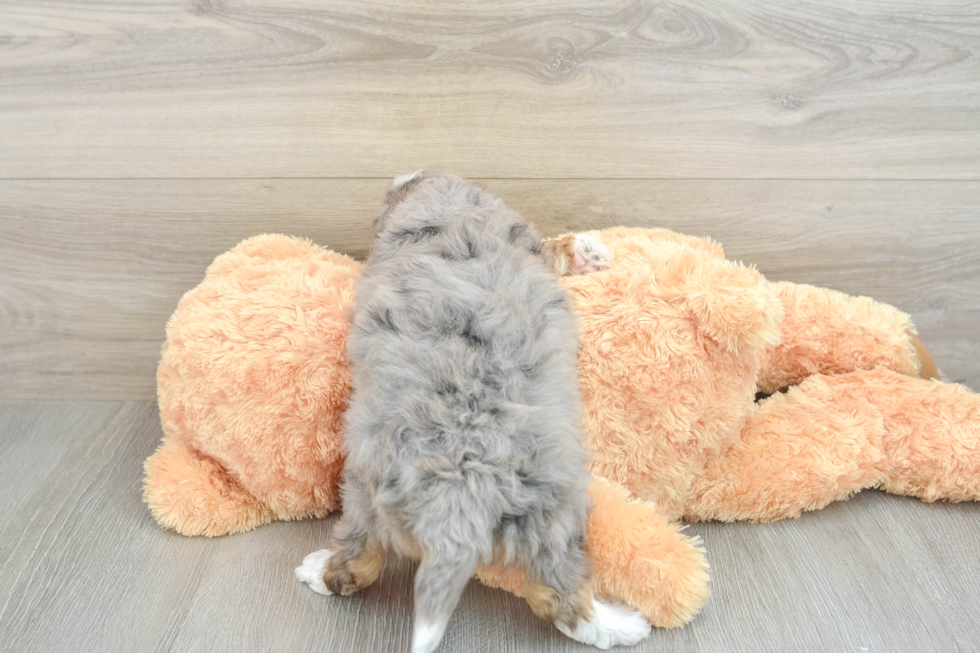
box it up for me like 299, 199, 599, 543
2, 0, 978, 399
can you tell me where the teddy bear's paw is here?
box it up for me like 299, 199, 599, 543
556, 597, 652, 649
295, 549, 334, 596
568, 234, 613, 275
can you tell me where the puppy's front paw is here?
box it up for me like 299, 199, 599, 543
568, 234, 612, 275
295, 549, 334, 596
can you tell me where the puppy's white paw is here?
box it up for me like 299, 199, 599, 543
568, 234, 612, 275
556, 598, 652, 649
295, 549, 334, 596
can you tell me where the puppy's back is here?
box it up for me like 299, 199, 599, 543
344, 173, 591, 653
348, 172, 585, 476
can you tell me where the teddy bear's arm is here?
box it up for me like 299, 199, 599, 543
685, 258, 784, 355
757, 282, 935, 394
475, 478, 710, 630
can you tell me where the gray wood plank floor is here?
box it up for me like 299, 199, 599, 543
1, 402, 978, 653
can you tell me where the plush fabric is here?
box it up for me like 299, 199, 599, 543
145, 227, 980, 629
149, 236, 358, 536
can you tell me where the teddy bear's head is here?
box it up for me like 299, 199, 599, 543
562, 228, 783, 518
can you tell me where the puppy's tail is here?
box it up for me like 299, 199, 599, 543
411, 550, 476, 653
410, 500, 487, 653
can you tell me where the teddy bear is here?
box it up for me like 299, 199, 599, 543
144, 226, 980, 630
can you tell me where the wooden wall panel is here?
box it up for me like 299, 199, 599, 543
1, 1, 978, 178
2, 179, 977, 399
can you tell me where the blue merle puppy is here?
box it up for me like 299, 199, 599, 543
296, 172, 647, 652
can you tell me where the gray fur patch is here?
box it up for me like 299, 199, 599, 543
338, 172, 593, 628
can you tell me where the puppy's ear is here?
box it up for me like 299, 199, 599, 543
391, 170, 425, 189
373, 170, 428, 237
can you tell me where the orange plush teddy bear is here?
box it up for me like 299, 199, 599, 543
144, 227, 980, 630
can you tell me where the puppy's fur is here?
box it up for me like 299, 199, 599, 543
298, 172, 647, 652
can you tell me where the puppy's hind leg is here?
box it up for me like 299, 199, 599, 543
295, 511, 385, 597
525, 529, 650, 649
326, 514, 386, 595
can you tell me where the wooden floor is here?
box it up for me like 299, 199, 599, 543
2, 0, 980, 651
1, 402, 978, 653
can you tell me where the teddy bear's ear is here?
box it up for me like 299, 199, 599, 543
686, 259, 784, 354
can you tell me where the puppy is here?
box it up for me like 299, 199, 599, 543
296, 172, 646, 652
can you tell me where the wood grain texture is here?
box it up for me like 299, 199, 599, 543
1, 179, 977, 400
1, 0, 979, 178
0, 402, 978, 652
2, 1, 977, 650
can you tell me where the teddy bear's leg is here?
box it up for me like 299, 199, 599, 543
688, 369, 980, 522
685, 373, 889, 523
855, 369, 980, 502
757, 281, 937, 395
143, 437, 274, 537
475, 478, 710, 630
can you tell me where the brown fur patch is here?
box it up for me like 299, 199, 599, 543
524, 580, 561, 622
323, 540, 386, 596
571, 581, 595, 624
541, 235, 578, 276
524, 579, 595, 628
